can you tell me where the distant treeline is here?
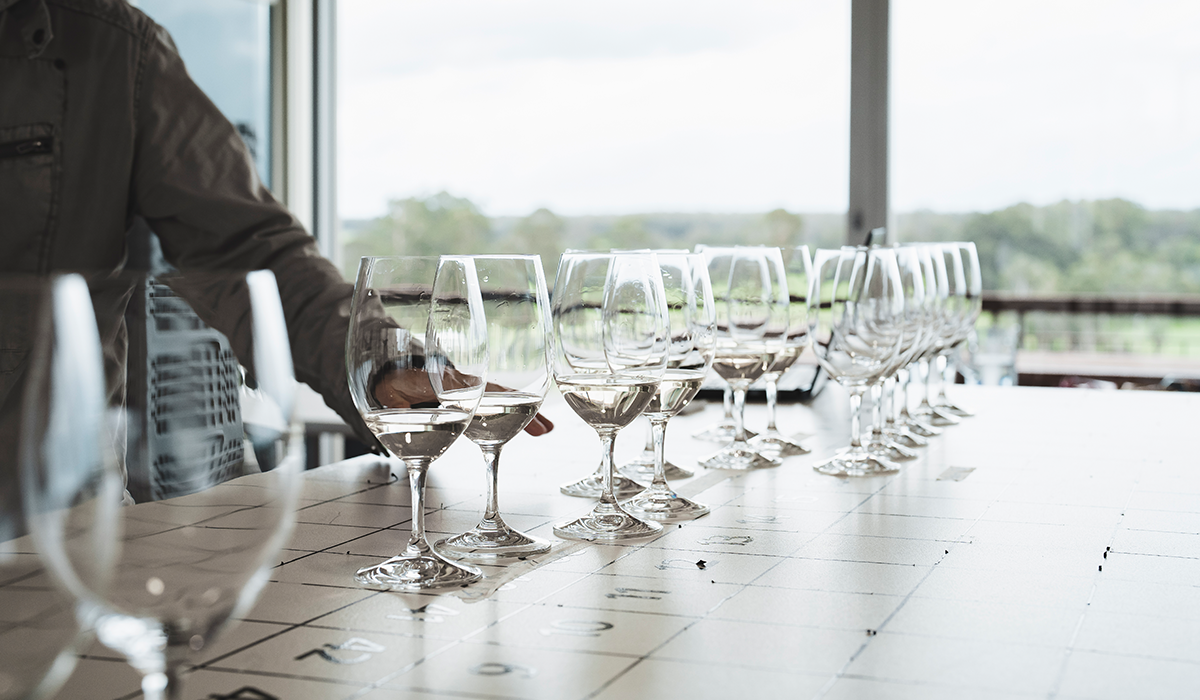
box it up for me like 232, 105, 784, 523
342, 193, 1200, 294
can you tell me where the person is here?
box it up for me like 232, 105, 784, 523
0, 0, 550, 476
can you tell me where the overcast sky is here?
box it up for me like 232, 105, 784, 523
337, 0, 1200, 219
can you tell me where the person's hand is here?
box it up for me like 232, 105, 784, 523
372, 368, 554, 436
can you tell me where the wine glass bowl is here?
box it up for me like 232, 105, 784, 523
551, 252, 668, 541
348, 256, 487, 589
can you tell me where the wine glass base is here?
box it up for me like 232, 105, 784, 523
915, 406, 960, 426
620, 458, 693, 481
901, 416, 942, 437
355, 553, 482, 591
813, 452, 900, 477
748, 431, 810, 458
553, 508, 663, 542
560, 472, 646, 499
883, 426, 928, 448
435, 527, 552, 561
700, 445, 781, 471
692, 421, 757, 443
622, 488, 709, 522
868, 439, 919, 462
937, 401, 974, 417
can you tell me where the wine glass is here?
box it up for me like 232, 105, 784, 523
552, 251, 669, 541
749, 245, 813, 458
3, 275, 121, 700
810, 247, 905, 476
21, 270, 303, 700
934, 242, 982, 417
898, 244, 946, 438
349, 256, 488, 589
437, 255, 553, 561
912, 244, 962, 427
866, 245, 927, 461
622, 252, 716, 522
700, 246, 788, 471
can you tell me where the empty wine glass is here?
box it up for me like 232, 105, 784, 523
700, 246, 788, 471
934, 242, 982, 417
749, 245, 813, 458
623, 252, 716, 522
898, 244, 945, 437
913, 244, 962, 427
437, 255, 553, 561
349, 256, 488, 589
22, 270, 303, 700
867, 245, 927, 461
810, 247, 905, 476
552, 252, 669, 541
4, 275, 121, 700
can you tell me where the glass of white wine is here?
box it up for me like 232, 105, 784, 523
622, 252, 715, 522
437, 255, 553, 561
551, 251, 669, 541
700, 246, 789, 471
348, 256, 488, 589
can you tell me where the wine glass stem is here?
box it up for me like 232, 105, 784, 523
895, 369, 909, 421
732, 384, 750, 442
597, 428, 619, 506
848, 387, 865, 449
141, 665, 182, 700
722, 385, 733, 420
870, 382, 884, 438
938, 352, 953, 401
765, 375, 780, 431
920, 358, 934, 408
481, 445, 503, 524
650, 416, 670, 489
405, 458, 432, 556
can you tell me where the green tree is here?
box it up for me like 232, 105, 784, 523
342, 191, 491, 277
502, 207, 566, 283
762, 208, 804, 248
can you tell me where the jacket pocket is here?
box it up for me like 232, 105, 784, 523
0, 123, 58, 272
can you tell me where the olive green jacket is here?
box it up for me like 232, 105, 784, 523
0, 0, 372, 446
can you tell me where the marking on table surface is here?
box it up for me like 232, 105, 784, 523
737, 515, 786, 524
937, 467, 976, 482
470, 662, 538, 678
207, 688, 279, 700
657, 558, 719, 571
539, 620, 614, 637
606, 587, 670, 600
387, 603, 459, 623
697, 535, 753, 546
294, 637, 385, 665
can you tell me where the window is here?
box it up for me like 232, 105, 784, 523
336, 0, 851, 279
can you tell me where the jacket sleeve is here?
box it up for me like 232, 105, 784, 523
127, 22, 378, 449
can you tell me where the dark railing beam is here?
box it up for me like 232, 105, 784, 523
982, 292, 1200, 317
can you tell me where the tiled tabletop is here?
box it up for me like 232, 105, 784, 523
51, 385, 1200, 699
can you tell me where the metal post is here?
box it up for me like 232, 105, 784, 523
848, 0, 890, 245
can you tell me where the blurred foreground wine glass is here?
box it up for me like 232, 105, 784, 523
21, 270, 303, 700
2, 275, 120, 700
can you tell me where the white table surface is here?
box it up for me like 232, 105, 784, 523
50, 385, 1200, 700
